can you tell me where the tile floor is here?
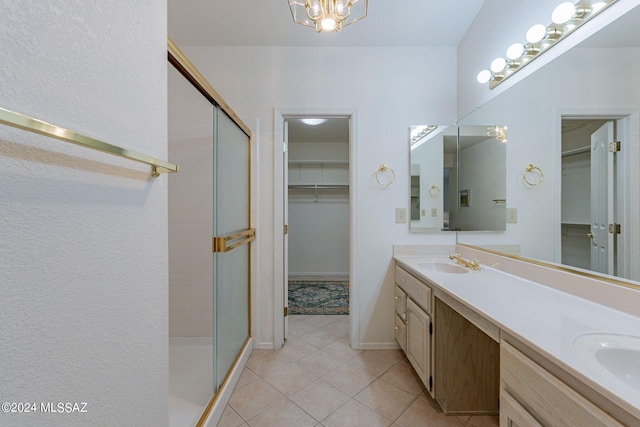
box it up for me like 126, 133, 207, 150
218, 315, 499, 427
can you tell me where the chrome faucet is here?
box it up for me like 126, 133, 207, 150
449, 253, 481, 271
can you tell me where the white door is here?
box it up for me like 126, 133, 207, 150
590, 121, 615, 274
283, 120, 289, 340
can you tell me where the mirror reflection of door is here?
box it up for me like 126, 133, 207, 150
561, 119, 617, 275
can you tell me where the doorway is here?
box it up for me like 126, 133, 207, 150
273, 110, 357, 350
559, 114, 639, 280
286, 117, 350, 318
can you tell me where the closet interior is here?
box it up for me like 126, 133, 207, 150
286, 117, 350, 315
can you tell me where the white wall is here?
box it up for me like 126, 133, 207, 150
288, 141, 349, 277
0, 2, 168, 426
458, 47, 640, 262
181, 46, 458, 348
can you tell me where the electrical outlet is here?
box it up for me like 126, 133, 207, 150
396, 208, 407, 223
431, 208, 437, 217
420, 209, 426, 217
507, 208, 517, 223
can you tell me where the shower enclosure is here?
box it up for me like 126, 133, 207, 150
167, 42, 252, 426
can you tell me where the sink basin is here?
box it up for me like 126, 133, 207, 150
418, 261, 469, 274
573, 333, 640, 391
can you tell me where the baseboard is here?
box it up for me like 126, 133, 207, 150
256, 341, 275, 350
357, 342, 401, 350
202, 336, 253, 427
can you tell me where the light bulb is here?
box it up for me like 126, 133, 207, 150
308, 1, 321, 18
526, 24, 547, 43
477, 70, 492, 84
506, 43, 525, 60
491, 57, 507, 73
552, 2, 577, 24
321, 17, 336, 31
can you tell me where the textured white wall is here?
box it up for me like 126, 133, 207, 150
181, 46, 459, 348
0, 2, 168, 426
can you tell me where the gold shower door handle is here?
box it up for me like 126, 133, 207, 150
212, 228, 255, 253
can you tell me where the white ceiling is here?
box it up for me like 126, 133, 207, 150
168, 0, 486, 47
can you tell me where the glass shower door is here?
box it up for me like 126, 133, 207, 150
212, 107, 252, 391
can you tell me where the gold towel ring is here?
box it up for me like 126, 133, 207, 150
375, 164, 395, 188
523, 164, 544, 186
429, 185, 440, 197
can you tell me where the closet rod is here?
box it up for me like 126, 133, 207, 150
562, 146, 590, 157
0, 106, 179, 177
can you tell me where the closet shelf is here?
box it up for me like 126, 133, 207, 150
561, 222, 590, 227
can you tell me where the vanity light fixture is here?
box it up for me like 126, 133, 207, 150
476, 0, 617, 88
288, 0, 368, 32
410, 125, 438, 146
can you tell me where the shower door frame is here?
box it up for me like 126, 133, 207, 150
168, 39, 254, 427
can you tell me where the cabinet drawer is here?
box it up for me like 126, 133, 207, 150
501, 342, 623, 427
395, 286, 407, 320
395, 314, 407, 353
395, 266, 432, 313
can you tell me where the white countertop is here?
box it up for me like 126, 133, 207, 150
394, 252, 640, 417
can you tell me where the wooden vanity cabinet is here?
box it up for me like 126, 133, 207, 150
395, 266, 434, 396
406, 297, 431, 389
500, 341, 624, 427
435, 297, 499, 415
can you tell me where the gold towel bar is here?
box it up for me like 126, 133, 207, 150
213, 228, 256, 253
0, 106, 178, 177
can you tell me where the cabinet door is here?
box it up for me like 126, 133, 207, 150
406, 298, 430, 387
501, 341, 624, 427
500, 389, 544, 427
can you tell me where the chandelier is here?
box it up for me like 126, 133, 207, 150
487, 126, 508, 143
288, 0, 368, 33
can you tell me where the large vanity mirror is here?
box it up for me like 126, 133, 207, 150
410, 125, 507, 232
456, 4, 640, 283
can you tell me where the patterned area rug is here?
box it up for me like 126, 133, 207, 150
288, 281, 349, 315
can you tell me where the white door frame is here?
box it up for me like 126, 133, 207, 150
273, 108, 359, 350
553, 108, 640, 280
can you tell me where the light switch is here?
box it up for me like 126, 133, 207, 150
507, 208, 517, 223
420, 209, 426, 217
396, 208, 407, 223
431, 208, 437, 217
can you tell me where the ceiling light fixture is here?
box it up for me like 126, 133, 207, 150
288, 0, 368, 32
487, 126, 508, 143
477, 0, 617, 89
301, 118, 326, 125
